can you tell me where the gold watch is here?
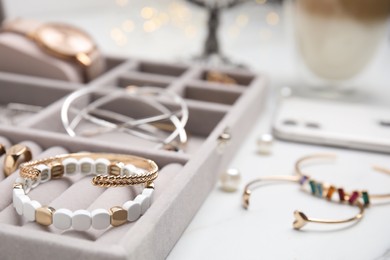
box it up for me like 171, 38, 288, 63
2, 18, 105, 83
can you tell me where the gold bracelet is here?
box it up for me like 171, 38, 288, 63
19, 152, 158, 187
242, 175, 364, 230
14, 152, 158, 230
295, 154, 390, 206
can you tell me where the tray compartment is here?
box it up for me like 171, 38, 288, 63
0, 129, 187, 260
134, 61, 188, 77
197, 69, 255, 86
0, 73, 77, 126
184, 82, 244, 105
27, 91, 228, 154
116, 73, 172, 89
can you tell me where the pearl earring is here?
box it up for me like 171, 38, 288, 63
219, 168, 241, 192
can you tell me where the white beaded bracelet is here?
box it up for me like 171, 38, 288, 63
13, 152, 158, 230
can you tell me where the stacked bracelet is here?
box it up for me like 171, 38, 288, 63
13, 152, 158, 231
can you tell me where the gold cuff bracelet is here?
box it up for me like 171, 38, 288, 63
242, 175, 364, 230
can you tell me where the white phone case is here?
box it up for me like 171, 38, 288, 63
272, 96, 390, 153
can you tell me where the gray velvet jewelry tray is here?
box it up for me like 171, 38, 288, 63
0, 54, 267, 259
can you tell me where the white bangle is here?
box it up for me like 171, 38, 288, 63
13, 152, 158, 230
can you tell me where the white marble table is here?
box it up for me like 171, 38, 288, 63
3, 1, 390, 259
168, 99, 390, 260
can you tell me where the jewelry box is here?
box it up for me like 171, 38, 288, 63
0, 6, 267, 260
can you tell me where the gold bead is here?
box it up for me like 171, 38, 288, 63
109, 162, 124, 176
36, 206, 55, 226
110, 206, 127, 227
50, 162, 64, 179
145, 182, 154, 189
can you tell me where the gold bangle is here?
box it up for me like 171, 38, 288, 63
3, 144, 32, 177
242, 175, 365, 230
295, 154, 390, 206
20, 152, 158, 187
14, 152, 158, 230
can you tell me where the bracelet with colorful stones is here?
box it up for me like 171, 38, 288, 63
242, 153, 382, 230
242, 175, 365, 230
295, 154, 390, 207
13, 152, 158, 230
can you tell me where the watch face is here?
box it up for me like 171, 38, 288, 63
35, 23, 95, 56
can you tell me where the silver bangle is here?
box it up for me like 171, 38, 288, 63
61, 86, 188, 150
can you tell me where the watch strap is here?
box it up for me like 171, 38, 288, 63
1, 18, 105, 83
83, 48, 106, 83
1, 18, 42, 37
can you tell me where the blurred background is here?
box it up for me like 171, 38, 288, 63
1, 0, 390, 102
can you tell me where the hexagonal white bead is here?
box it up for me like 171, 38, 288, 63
14, 194, 30, 215
122, 164, 137, 176
134, 168, 146, 176
23, 178, 33, 194
62, 158, 79, 175
79, 157, 95, 175
13, 189, 25, 207
15, 177, 24, 185
53, 209, 73, 230
23, 200, 41, 221
36, 164, 51, 183
95, 158, 110, 175
31, 174, 41, 189
142, 188, 154, 203
72, 210, 91, 231
122, 200, 141, 222
91, 209, 110, 229
134, 195, 149, 215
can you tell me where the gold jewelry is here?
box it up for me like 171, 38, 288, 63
295, 154, 390, 206
206, 71, 237, 85
0, 143, 6, 156
19, 152, 158, 187
3, 144, 32, 177
14, 152, 158, 230
242, 174, 365, 230
2, 18, 105, 82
